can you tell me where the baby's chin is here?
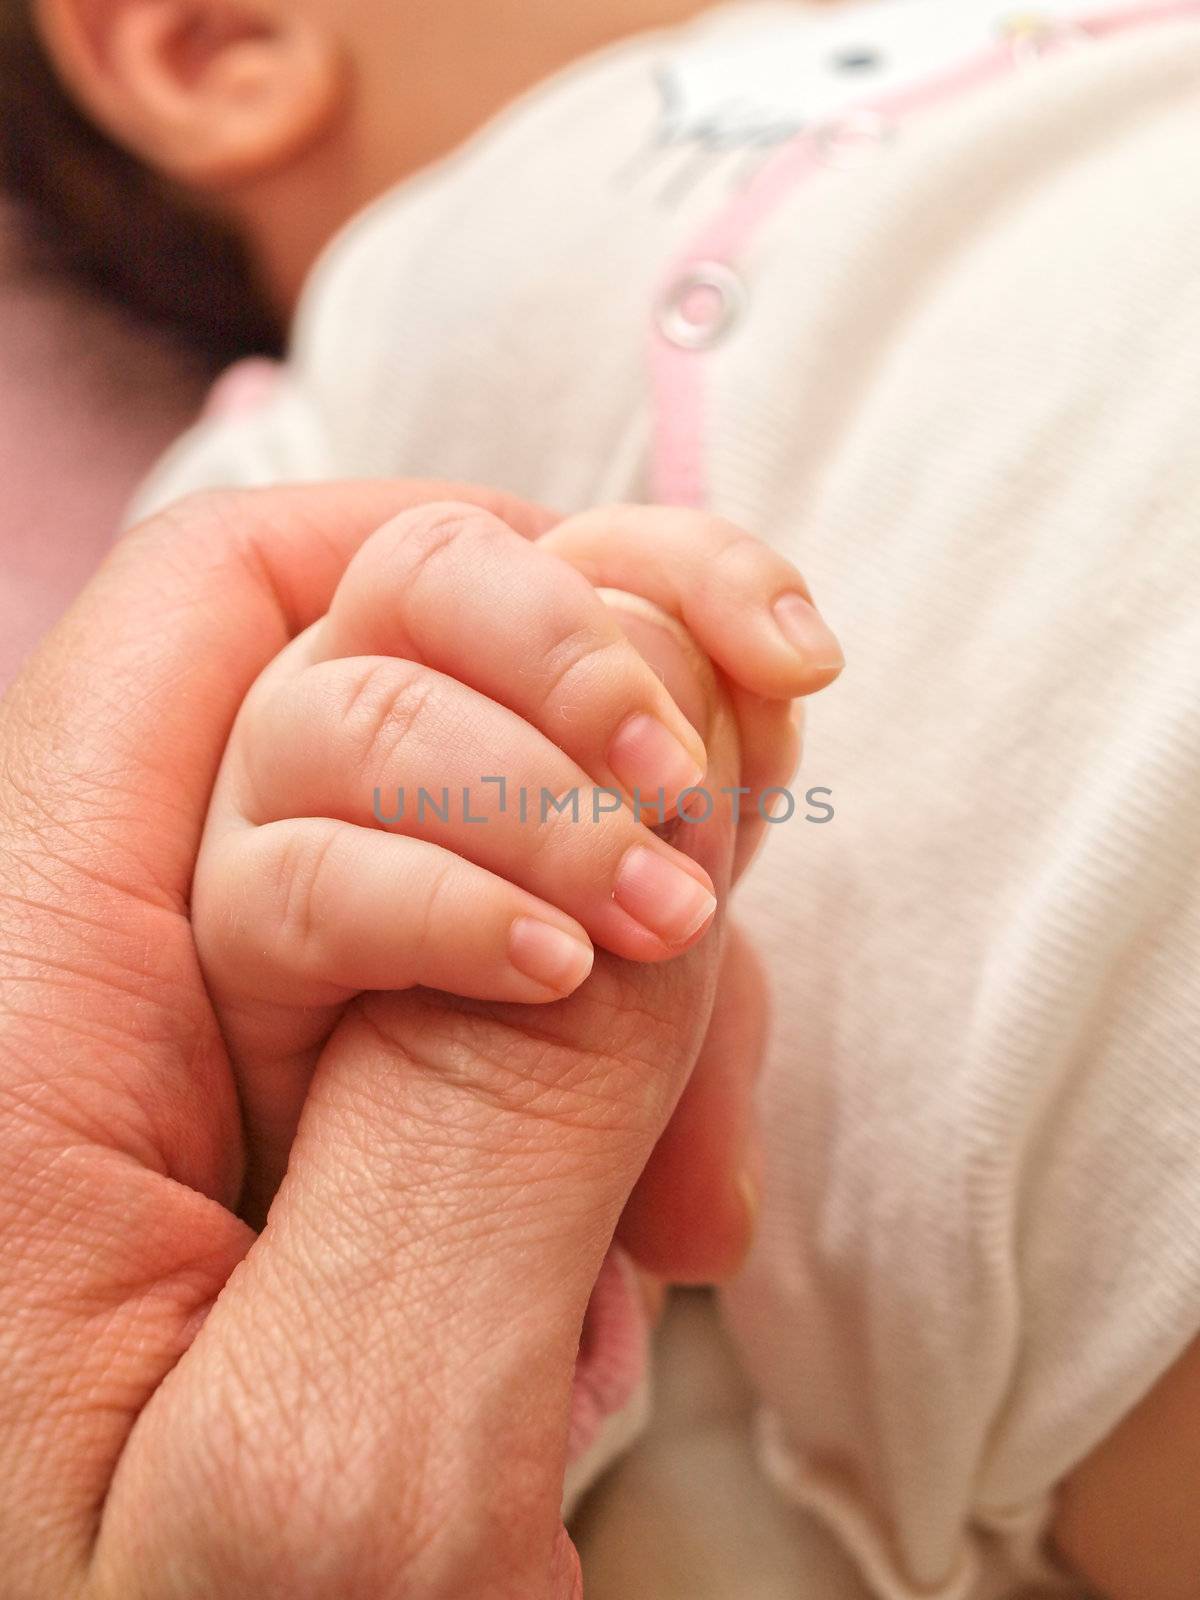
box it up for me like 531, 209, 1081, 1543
562, 1247, 662, 1513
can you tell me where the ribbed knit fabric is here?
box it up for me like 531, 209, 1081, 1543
714, 23, 1200, 1595
133, 4, 1200, 1595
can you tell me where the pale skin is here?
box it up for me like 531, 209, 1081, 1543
25, 0, 1200, 1591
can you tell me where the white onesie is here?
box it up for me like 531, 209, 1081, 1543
133, 3, 1200, 1595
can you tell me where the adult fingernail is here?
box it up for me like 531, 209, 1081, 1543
772, 592, 845, 674
509, 917, 595, 994
613, 846, 718, 947
608, 712, 706, 807
737, 1166, 761, 1240
715, 1168, 763, 1278
729, 1129, 765, 1271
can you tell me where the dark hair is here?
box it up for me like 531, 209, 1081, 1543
0, 0, 283, 366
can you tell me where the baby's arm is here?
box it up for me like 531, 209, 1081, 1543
192, 500, 841, 1218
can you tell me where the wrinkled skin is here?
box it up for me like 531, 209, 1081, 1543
0, 482, 743, 1600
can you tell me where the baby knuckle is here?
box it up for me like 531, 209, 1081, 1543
536, 620, 627, 722
334, 658, 437, 769
705, 522, 773, 589
407, 852, 458, 950
369, 501, 510, 593
520, 786, 596, 878
273, 825, 344, 975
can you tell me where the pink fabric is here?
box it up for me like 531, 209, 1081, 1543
569, 1246, 650, 1463
202, 357, 285, 420
0, 205, 207, 689
649, 0, 1200, 508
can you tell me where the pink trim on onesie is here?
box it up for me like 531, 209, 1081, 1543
649, 1, 1200, 508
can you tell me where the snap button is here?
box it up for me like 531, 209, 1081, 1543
998, 12, 1091, 64
812, 107, 897, 169
831, 44, 885, 74
658, 262, 747, 351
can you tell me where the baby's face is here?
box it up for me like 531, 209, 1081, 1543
36, 0, 469, 309
38, 0, 711, 310
227, 0, 709, 301
299, 0, 635, 208
263, 0, 438, 197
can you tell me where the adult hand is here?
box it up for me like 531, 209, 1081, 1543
0, 484, 749, 1600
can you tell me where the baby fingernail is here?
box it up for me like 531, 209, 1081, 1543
772, 592, 845, 673
614, 845, 718, 947
509, 917, 595, 994
608, 713, 705, 807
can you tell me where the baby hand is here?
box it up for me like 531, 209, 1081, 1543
192, 500, 840, 1215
